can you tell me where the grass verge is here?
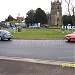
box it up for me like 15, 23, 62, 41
11, 29, 72, 39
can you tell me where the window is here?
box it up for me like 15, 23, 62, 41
57, 6, 59, 9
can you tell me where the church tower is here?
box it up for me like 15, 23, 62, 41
50, 0, 62, 26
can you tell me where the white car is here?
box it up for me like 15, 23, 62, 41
0, 30, 12, 40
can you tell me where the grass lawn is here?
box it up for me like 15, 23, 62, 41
11, 29, 72, 39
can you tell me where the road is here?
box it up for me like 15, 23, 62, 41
0, 39, 75, 62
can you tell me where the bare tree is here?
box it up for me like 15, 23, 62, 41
64, 0, 75, 25
64, 0, 71, 15
64, 0, 75, 15
71, 3, 75, 16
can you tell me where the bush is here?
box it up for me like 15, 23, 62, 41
0, 26, 1, 29
17, 26, 22, 32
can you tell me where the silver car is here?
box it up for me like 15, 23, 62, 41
0, 30, 12, 40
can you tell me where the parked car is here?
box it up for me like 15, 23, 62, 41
65, 32, 75, 42
0, 30, 12, 40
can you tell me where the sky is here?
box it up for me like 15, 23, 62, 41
0, 0, 75, 21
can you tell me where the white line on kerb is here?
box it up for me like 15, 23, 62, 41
0, 56, 74, 67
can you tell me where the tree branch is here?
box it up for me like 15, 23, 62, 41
65, 0, 71, 15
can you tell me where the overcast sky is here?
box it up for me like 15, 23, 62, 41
0, 0, 75, 21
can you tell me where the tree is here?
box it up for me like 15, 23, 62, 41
34, 8, 48, 25
25, 9, 35, 26
64, 0, 75, 25
64, 0, 71, 15
63, 15, 73, 26
5, 15, 15, 21
25, 8, 48, 27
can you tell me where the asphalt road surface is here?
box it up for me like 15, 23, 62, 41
0, 39, 75, 62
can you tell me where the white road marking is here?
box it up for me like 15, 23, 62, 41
0, 56, 74, 67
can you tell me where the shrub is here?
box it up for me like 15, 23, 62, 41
17, 26, 22, 32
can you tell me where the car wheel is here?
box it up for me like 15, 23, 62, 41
68, 40, 70, 42
0, 37, 1, 40
0, 37, 3, 41
8, 38, 11, 40
68, 39, 71, 42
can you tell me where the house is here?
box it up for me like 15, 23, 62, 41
17, 17, 25, 23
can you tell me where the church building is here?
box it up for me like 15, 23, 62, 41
48, 0, 62, 26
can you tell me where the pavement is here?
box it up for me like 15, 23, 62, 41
0, 56, 75, 75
